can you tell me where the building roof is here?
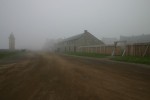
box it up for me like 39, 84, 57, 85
58, 30, 104, 46
62, 30, 102, 42
61, 30, 89, 42
63, 33, 84, 42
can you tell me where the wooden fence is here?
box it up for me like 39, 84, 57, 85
77, 43, 150, 56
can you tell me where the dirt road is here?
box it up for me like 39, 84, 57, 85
0, 53, 150, 100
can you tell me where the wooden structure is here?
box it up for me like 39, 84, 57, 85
111, 41, 127, 56
78, 43, 150, 57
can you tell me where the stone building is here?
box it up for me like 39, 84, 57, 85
9, 32, 15, 50
102, 37, 118, 45
56, 30, 104, 52
120, 34, 150, 44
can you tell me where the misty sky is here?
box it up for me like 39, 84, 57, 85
0, 0, 150, 50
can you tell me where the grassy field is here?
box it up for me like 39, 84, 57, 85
0, 50, 27, 60
112, 56, 150, 65
0, 51, 18, 59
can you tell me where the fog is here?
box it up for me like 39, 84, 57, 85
0, 0, 150, 50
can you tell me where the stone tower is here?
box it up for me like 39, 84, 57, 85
9, 32, 15, 50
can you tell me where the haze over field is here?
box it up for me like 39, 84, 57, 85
0, 0, 150, 50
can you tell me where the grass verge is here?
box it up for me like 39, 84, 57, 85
65, 52, 150, 65
65, 52, 109, 58
112, 56, 150, 65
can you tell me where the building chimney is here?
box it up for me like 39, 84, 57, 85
84, 30, 88, 33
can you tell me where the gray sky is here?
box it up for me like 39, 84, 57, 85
0, 0, 150, 50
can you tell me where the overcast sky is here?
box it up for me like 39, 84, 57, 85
0, 0, 150, 50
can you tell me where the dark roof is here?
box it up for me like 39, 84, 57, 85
61, 30, 91, 42
60, 30, 104, 45
63, 33, 84, 42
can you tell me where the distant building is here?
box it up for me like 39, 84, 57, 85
43, 38, 61, 51
120, 34, 150, 44
56, 30, 104, 52
102, 37, 118, 45
9, 32, 15, 50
